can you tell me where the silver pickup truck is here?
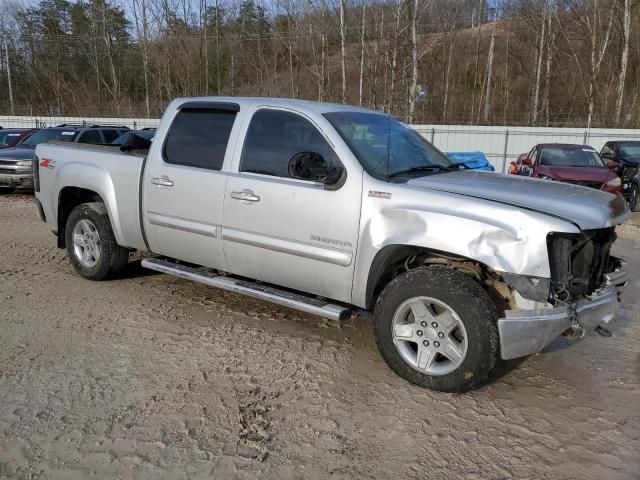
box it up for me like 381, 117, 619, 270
34, 97, 630, 392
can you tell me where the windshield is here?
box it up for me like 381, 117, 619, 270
20, 129, 78, 148
539, 147, 605, 168
618, 144, 640, 163
0, 131, 22, 146
324, 111, 452, 180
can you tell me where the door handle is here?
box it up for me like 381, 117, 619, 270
151, 175, 174, 187
230, 190, 260, 202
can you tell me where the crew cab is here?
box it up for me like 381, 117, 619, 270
510, 143, 621, 194
0, 124, 129, 191
34, 98, 630, 392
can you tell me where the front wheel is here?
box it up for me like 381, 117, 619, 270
373, 266, 499, 393
629, 183, 640, 212
65, 202, 129, 280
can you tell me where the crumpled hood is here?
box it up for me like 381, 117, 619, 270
0, 147, 35, 162
407, 170, 630, 230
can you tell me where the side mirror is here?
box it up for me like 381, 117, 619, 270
288, 152, 343, 186
606, 161, 618, 170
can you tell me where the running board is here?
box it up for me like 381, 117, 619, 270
141, 258, 352, 321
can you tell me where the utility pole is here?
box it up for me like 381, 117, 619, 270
3, 39, 15, 115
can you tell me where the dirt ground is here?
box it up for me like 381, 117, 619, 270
0, 193, 638, 480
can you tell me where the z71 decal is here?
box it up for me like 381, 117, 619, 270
40, 158, 56, 169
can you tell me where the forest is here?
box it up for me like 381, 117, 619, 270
0, 0, 638, 127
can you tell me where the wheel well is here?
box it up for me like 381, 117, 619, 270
57, 187, 104, 248
365, 245, 511, 314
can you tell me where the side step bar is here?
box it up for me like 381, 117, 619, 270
141, 258, 352, 321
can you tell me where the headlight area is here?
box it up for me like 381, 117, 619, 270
547, 228, 616, 302
605, 177, 621, 188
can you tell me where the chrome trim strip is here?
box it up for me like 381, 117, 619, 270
221, 228, 352, 267
147, 211, 218, 238
141, 258, 351, 321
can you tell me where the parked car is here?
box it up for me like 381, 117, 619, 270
34, 97, 629, 392
445, 151, 495, 171
510, 143, 621, 194
600, 141, 640, 211
0, 124, 129, 191
0, 128, 38, 150
508, 152, 531, 175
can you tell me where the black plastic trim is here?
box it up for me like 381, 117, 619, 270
178, 101, 240, 112
35, 198, 46, 222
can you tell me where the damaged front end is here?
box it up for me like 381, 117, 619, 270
497, 228, 628, 360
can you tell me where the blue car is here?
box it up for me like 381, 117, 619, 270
446, 151, 495, 171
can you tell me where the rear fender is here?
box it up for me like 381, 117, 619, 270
55, 162, 124, 245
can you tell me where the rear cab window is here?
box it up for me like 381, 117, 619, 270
163, 108, 237, 170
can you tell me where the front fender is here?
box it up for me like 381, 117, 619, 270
352, 184, 579, 309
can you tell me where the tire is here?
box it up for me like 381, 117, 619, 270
65, 202, 129, 280
629, 183, 640, 212
373, 266, 499, 393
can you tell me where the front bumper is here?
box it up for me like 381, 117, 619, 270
0, 170, 34, 190
498, 267, 628, 360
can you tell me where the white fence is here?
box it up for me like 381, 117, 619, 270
3, 115, 640, 173
412, 125, 640, 172
0, 115, 160, 131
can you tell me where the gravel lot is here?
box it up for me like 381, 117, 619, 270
1, 193, 639, 480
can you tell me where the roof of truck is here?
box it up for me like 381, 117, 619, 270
172, 96, 381, 115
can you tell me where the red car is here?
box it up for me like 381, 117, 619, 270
0, 128, 38, 150
509, 143, 622, 194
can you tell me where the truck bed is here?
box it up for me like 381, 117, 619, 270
35, 142, 148, 251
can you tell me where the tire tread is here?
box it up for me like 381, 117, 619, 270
373, 266, 499, 393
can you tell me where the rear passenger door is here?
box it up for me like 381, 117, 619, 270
142, 103, 240, 270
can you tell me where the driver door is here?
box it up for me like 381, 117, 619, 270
221, 107, 361, 303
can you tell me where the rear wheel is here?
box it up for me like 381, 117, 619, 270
65, 202, 129, 280
373, 266, 499, 392
629, 183, 640, 212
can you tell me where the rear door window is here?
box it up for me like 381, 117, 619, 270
102, 130, 119, 143
164, 109, 237, 170
77, 130, 102, 144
